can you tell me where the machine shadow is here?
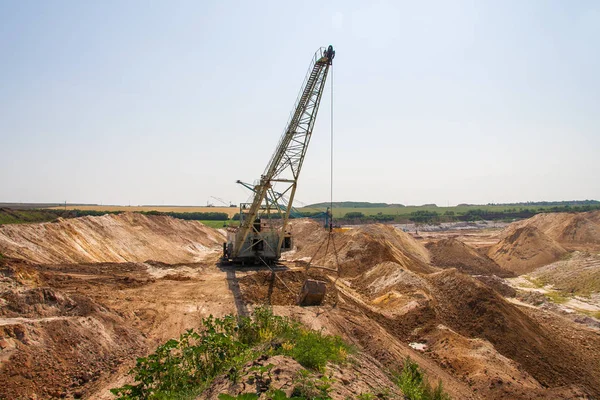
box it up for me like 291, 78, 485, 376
217, 261, 290, 317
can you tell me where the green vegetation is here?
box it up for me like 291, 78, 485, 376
0, 208, 231, 226
140, 210, 229, 221
299, 202, 600, 224
309, 201, 395, 208
344, 211, 365, 219
110, 307, 450, 400
544, 291, 569, 304
110, 307, 351, 400
395, 357, 450, 400
219, 391, 302, 400
0, 209, 58, 225
198, 220, 239, 228
290, 370, 335, 399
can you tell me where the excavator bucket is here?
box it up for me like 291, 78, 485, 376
298, 279, 327, 306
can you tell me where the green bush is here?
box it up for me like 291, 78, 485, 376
290, 370, 333, 399
111, 307, 350, 400
284, 330, 348, 371
344, 211, 365, 219
394, 357, 450, 400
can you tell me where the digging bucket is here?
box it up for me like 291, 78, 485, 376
298, 279, 327, 306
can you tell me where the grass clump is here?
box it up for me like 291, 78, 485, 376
394, 357, 450, 400
111, 307, 350, 400
545, 291, 569, 304
284, 330, 347, 371
290, 369, 334, 399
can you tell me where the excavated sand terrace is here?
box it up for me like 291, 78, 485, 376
1, 212, 599, 399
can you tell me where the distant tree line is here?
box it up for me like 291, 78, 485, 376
486, 200, 600, 206
406, 204, 600, 225
337, 204, 600, 225
9, 200, 597, 228
342, 211, 395, 222
141, 211, 229, 220
48, 209, 230, 221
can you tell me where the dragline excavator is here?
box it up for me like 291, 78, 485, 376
223, 45, 335, 265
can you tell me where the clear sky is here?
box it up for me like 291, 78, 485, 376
1, 0, 598, 206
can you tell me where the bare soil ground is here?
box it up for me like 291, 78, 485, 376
0, 212, 224, 264
487, 226, 567, 274
1, 212, 600, 399
508, 211, 600, 251
426, 238, 512, 277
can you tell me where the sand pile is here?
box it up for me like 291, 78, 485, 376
426, 238, 512, 277
508, 211, 600, 251
487, 226, 567, 274
342, 262, 600, 396
423, 269, 599, 393
426, 325, 544, 398
555, 214, 600, 250
288, 220, 434, 277
0, 212, 224, 264
586, 210, 600, 225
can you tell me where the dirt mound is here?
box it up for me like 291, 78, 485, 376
288, 220, 434, 277
508, 211, 600, 251
344, 263, 600, 397
475, 275, 517, 297
556, 214, 600, 249
426, 238, 513, 277
0, 267, 145, 399
426, 325, 544, 398
424, 270, 598, 395
586, 210, 600, 225
238, 269, 338, 306
487, 226, 567, 274
0, 212, 224, 264
0, 287, 102, 318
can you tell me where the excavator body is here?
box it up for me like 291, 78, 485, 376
223, 45, 336, 305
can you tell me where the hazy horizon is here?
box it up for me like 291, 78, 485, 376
1, 1, 599, 207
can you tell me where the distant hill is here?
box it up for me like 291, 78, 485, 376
306, 200, 599, 209
486, 200, 600, 206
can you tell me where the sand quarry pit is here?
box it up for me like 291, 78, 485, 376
1, 212, 600, 399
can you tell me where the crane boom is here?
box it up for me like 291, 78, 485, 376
226, 46, 335, 263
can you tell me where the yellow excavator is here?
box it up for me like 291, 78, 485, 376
222, 45, 335, 305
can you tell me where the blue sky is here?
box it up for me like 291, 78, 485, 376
1, 0, 598, 206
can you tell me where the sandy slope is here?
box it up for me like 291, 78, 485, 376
426, 237, 512, 276
487, 226, 567, 274
0, 213, 224, 264
287, 220, 434, 276
508, 211, 600, 251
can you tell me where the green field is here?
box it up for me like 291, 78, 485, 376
297, 202, 600, 222
0, 209, 58, 225
198, 220, 239, 228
